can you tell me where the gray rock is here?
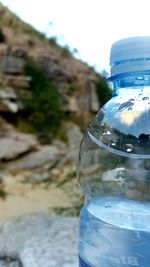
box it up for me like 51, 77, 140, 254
0, 88, 17, 100
52, 139, 67, 151
66, 123, 82, 150
0, 87, 19, 113
5, 75, 30, 89
11, 46, 27, 59
20, 217, 78, 267
57, 123, 82, 165
29, 170, 50, 183
67, 96, 79, 112
0, 259, 21, 267
0, 44, 9, 58
9, 145, 60, 170
0, 213, 78, 267
1, 56, 25, 75
0, 117, 13, 133
0, 132, 38, 161
0, 100, 19, 113
0, 213, 54, 258
0, 43, 8, 56
78, 76, 99, 113
90, 83, 99, 112
38, 56, 75, 83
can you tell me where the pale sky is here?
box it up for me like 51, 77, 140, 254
1, 0, 150, 73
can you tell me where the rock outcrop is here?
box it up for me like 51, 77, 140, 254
0, 6, 89, 265
8, 145, 60, 170
1, 56, 25, 75
0, 2, 100, 114
0, 213, 78, 267
0, 87, 19, 113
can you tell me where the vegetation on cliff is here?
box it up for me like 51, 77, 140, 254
0, 2, 112, 144
18, 60, 64, 143
96, 76, 112, 106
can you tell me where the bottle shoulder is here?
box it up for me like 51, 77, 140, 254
87, 92, 150, 158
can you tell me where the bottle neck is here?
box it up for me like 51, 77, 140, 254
109, 71, 150, 97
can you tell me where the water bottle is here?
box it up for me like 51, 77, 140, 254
77, 36, 150, 267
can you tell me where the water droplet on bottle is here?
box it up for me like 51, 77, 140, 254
126, 144, 133, 152
111, 140, 116, 146
118, 101, 134, 111
118, 171, 125, 179
128, 98, 135, 102
116, 169, 126, 185
116, 169, 125, 179
136, 76, 144, 80
106, 130, 111, 135
142, 97, 149, 101
105, 205, 111, 208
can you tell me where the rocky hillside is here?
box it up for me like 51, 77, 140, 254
0, 3, 112, 222
0, 3, 100, 115
0, 5, 114, 266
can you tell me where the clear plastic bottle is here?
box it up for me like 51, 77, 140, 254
78, 36, 150, 267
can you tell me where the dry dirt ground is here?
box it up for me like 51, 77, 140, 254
0, 169, 82, 223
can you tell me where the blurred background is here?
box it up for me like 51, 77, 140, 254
0, 1, 113, 221
0, 1, 150, 266
0, 0, 150, 219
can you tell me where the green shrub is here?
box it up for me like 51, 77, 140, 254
49, 36, 58, 46
62, 45, 71, 57
0, 28, 6, 42
96, 76, 112, 106
20, 60, 65, 143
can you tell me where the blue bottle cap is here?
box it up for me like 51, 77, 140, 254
110, 36, 150, 77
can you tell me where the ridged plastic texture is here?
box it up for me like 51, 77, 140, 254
110, 36, 150, 77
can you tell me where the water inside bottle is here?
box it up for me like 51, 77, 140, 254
79, 132, 150, 267
79, 196, 150, 267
